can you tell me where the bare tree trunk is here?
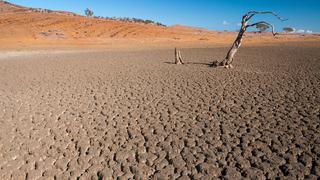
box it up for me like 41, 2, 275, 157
175, 48, 184, 65
219, 27, 246, 68
212, 11, 286, 68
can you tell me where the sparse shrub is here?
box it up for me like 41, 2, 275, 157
283, 27, 295, 33
85, 8, 94, 17
144, 20, 154, 24
256, 23, 270, 33
81, 11, 166, 27
156, 22, 166, 27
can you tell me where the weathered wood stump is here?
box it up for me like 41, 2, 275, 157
175, 48, 184, 65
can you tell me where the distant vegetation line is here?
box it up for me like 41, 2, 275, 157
30, 5, 167, 27
0, 0, 167, 27
92, 16, 167, 27
84, 8, 166, 27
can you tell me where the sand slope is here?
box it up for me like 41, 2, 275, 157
1, 0, 320, 49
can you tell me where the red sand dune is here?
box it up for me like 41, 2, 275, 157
0, 0, 319, 49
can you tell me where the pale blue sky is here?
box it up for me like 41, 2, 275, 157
7, 0, 320, 33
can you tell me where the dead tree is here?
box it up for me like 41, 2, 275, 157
175, 48, 184, 65
213, 11, 287, 68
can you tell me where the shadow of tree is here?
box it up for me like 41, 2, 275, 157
164, 61, 214, 67
164, 62, 175, 64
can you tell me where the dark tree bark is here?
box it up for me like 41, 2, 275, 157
175, 48, 184, 65
213, 11, 287, 68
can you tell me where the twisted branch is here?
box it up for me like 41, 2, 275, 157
246, 11, 288, 22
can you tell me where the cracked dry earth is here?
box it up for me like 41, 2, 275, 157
0, 45, 320, 180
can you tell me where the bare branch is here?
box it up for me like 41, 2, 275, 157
246, 21, 277, 36
246, 11, 288, 22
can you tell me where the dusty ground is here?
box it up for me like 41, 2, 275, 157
0, 43, 319, 180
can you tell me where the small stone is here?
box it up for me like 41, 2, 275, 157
298, 153, 313, 168
177, 175, 190, 180
115, 150, 127, 162
196, 163, 220, 177
223, 167, 241, 179
138, 153, 147, 163
161, 165, 175, 176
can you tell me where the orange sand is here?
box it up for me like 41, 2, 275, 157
0, 1, 319, 50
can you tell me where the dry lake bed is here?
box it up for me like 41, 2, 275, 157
0, 44, 319, 179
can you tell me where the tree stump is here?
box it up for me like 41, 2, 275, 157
175, 48, 184, 65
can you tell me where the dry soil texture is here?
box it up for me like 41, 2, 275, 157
0, 44, 320, 179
